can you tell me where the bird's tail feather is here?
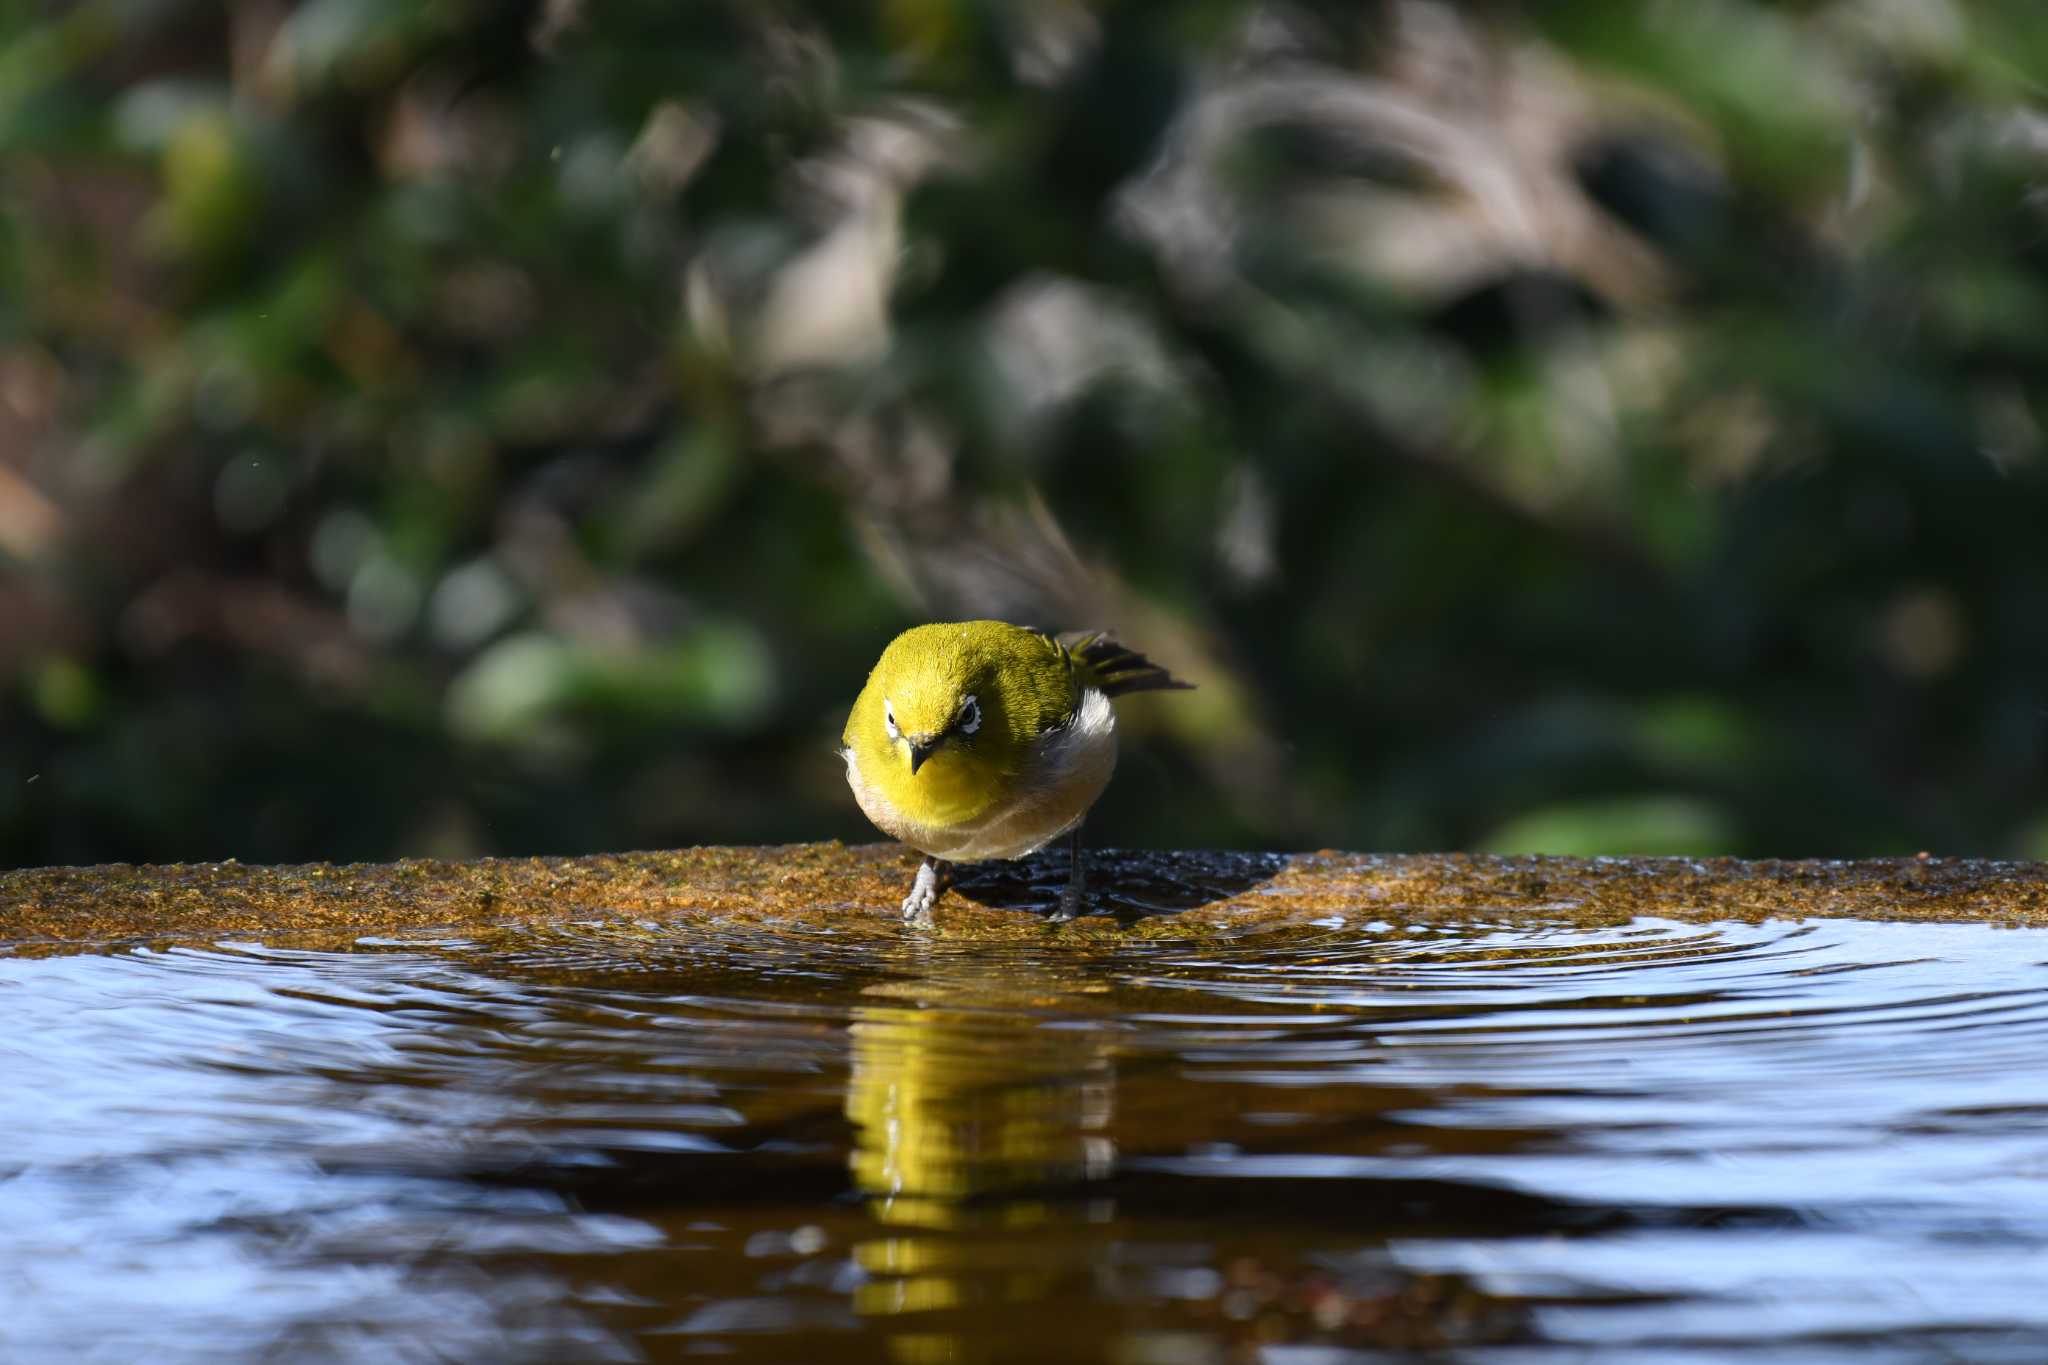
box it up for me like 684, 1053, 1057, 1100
1059, 631, 1195, 698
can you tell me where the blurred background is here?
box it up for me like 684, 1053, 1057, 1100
5, 0, 2048, 868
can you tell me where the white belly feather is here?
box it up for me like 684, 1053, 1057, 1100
844, 687, 1118, 862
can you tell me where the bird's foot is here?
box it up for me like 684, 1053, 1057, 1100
1046, 828, 1088, 922
900, 856, 953, 925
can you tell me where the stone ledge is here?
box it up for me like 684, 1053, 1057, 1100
6, 844, 2048, 947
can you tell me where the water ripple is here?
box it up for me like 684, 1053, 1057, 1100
4, 914, 2048, 1361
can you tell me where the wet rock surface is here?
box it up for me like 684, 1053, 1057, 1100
5, 843, 2047, 946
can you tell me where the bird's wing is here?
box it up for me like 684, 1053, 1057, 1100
1053, 630, 1196, 698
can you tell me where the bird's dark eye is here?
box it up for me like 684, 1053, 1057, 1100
884, 699, 900, 740
958, 694, 981, 735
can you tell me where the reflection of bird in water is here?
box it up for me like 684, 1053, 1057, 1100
843, 971, 1117, 1358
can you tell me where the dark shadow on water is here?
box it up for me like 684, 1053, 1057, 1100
412, 1143, 1809, 1243
950, 847, 1289, 922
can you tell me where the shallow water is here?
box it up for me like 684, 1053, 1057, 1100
7, 912, 2048, 1363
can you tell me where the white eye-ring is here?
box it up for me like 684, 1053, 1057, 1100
884, 698, 900, 740
959, 694, 981, 735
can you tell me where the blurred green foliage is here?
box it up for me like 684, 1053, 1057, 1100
5, 0, 2048, 866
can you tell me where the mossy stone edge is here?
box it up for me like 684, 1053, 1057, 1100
6, 844, 2048, 948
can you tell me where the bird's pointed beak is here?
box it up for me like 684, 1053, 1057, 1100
908, 738, 938, 774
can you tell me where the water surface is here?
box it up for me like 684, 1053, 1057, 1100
6, 912, 2048, 1362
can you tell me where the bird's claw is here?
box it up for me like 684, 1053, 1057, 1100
900, 856, 950, 926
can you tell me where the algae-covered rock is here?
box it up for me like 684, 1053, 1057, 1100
6, 845, 2048, 948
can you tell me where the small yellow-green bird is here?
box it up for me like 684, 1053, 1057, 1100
842, 620, 1192, 923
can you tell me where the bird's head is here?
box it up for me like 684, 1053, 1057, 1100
863, 627, 1001, 777
844, 623, 1069, 824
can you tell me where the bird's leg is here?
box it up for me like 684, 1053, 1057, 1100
901, 855, 953, 925
1049, 825, 1088, 922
